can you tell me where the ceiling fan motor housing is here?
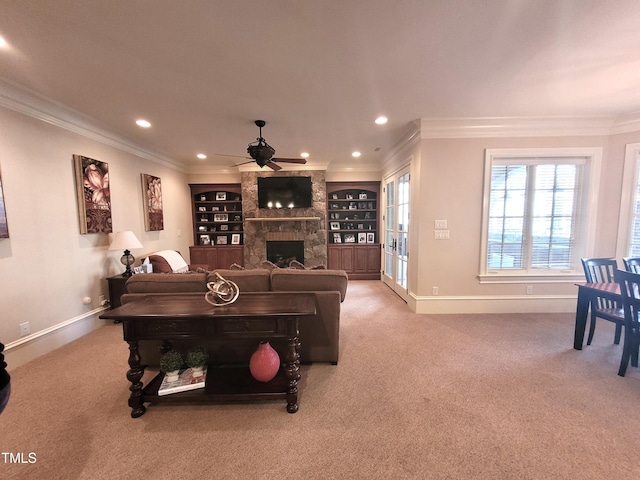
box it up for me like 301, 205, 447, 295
247, 143, 276, 166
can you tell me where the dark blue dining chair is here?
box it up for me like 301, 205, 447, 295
614, 269, 640, 376
581, 258, 624, 345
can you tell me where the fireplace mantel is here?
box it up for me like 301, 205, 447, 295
245, 217, 321, 222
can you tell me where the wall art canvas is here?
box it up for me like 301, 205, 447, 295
73, 155, 112, 234
0, 168, 8, 238
141, 173, 164, 231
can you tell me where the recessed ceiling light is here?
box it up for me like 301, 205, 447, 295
300, 152, 309, 158
0, 36, 8, 49
375, 116, 388, 125
197, 153, 207, 159
136, 119, 151, 128
352, 151, 361, 158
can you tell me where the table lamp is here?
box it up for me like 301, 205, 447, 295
109, 231, 143, 277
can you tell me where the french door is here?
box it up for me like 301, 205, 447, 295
382, 167, 410, 301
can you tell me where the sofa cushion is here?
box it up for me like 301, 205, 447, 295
145, 250, 189, 273
125, 273, 208, 293
270, 269, 348, 302
210, 269, 271, 292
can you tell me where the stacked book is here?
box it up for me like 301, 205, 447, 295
158, 368, 207, 396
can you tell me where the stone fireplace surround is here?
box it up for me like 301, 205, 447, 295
241, 170, 327, 270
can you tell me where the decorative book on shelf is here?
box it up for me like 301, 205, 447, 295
158, 367, 207, 396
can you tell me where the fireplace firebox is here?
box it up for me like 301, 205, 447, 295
266, 241, 304, 267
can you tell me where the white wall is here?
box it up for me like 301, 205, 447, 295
0, 106, 191, 369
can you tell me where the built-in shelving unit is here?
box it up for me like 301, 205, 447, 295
189, 184, 244, 269
326, 181, 381, 280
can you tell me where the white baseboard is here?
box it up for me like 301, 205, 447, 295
408, 294, 576, 314
4, 307, 108, 371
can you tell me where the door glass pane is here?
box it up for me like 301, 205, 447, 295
396, 173, 410, 290
385, 180, 395, 276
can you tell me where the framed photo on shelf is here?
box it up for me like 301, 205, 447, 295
367, 232, 375, 243
344, 233, 356, 243
215, 192, 226, 200
330, 221, 340, 230
359, 193, 367, 199
216, 235, 228, 245
358, 233, 367, 243
200, 234, 211, 245
213, 213, 228, 222
331, 193, 338, 200
220, 224, 229, 231
231, 233, 241, 245
333, 233, 342, 243
198, 206, 206, 212
198, 225, 207, 232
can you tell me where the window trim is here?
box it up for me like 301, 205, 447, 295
479, 147, 601, 284
616, 142, 640, 258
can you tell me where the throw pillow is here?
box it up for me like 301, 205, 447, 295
289, 260, 306, 269
261, 260, 279, 270
229, 263, 245, 270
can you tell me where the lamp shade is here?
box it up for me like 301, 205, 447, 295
109, 231, 143, 251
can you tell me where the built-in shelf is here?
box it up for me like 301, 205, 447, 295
245, 217, 322, 222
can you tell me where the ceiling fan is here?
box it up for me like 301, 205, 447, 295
235, 120, 307, 171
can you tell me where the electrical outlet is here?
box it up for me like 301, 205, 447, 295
177, 229, 182, 237
526, 285, 533, 295
20, 322, 30, 337
432, 286, 439, 296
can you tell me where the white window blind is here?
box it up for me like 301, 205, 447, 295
627, 158, 640, 257
480, 148, 599, 281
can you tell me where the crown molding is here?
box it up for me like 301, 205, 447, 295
419, 114, 640, 138
0, 77, 186, 172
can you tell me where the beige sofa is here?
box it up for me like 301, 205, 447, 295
121, 268, 348, 365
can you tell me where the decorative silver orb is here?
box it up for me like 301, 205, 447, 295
204, 272, 240, 306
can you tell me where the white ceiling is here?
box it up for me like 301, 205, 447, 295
2, 0, 640, 171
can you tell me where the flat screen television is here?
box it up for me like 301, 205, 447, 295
258, 176, 313, 209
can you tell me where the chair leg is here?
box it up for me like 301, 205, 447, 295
618, 344, 631, 377
632, 341, 639, 368
614, 324, 622, 345
587, 314, 596, 345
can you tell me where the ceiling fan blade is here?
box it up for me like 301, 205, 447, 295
215, 153, 249, 159
266, 161, 282, 171
234, 160, 255, 167
271, 157, 307, 164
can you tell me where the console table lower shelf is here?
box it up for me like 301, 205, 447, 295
143, 365, 292, 405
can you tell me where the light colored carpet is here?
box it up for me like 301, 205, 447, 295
3, 280, 640, 479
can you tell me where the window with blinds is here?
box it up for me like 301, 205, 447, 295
479, 148, 600, 281
627, 158, 640, 257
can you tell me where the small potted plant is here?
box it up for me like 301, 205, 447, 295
186, 346, 209, 377
159, 350, 183, 382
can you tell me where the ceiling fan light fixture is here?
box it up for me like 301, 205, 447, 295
300, 152, 309, 158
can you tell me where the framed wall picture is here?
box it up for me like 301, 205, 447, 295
0, 167, 8, 238
367, 232, 375, 243
214, 213, 228, 222
141, 173, 164, 231
215, 192, 226, 200
73, 154, 112, 234
231, 233, 241, 245
330, 221, 340, 230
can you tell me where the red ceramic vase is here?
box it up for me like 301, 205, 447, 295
249, 341, 280, 382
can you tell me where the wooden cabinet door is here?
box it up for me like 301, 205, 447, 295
216, 246, 244, 269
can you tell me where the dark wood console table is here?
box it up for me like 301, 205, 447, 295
100, 292, 316, 417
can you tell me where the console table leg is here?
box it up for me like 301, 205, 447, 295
285, 318, 301, 414
126, 340, 146, 418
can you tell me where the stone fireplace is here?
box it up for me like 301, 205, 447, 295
241, 170, 327, 269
